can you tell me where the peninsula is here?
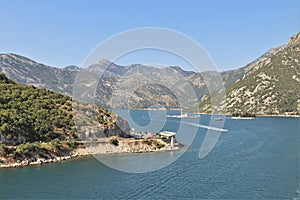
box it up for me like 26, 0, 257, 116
0, 74, 179, 168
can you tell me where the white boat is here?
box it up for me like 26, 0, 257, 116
167, 110, 200, 118
231, 116, 255, 120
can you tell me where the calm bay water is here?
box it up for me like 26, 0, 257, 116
0, 111, 299, 199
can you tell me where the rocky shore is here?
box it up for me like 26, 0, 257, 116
0, 137, 181, 169
76, 138, 181, 155
0, 155, 76, 168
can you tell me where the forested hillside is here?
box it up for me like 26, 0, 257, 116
0, 74, 124, 164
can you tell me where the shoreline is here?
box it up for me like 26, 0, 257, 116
194, 112, 300, 118
0, 139, 182, 169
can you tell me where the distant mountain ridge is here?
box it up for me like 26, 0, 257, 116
1, 32, 299, 114
0, 53, 244, 110
0, 53, 77, 95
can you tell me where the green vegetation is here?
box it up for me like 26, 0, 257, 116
109, 138, 119, 146
232, 112, 256, 118
0, 73, 15, 84
0, 52, 249, 111
198, 33, 300, 115
143, 139, 152, 145
0, 73, 75, 145
153, 140, 165, 149
0, 74, 118, 164
143, 139, 165, 149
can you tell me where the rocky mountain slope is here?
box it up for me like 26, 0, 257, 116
0, 54, 244, 110
2, 33, 298, 113
199, 32, 300, 115
0, 54, 77, 95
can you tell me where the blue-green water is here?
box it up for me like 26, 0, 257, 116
0, 112, 299, 199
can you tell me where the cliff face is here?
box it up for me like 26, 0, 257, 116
79, 116, 131, 140
199, 32, 300, 115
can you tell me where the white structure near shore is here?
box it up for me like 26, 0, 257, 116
157, 131, 176, 149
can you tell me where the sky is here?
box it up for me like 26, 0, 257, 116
0, 0, 299, 71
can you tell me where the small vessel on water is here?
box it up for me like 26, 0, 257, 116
231, 116, 256, 120
167, 109, 200, 118
215, 117, 223, 121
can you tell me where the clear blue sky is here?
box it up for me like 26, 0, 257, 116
1, 0, 299, 71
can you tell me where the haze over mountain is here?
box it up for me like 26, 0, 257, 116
1, 32, 299, 115
0, 53, 244, 110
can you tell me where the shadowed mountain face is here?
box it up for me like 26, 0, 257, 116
199, 32, 300, 115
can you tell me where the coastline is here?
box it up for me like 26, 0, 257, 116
0, 154, 77, 169
0, 138, 182, 169
194, 112, 300, 118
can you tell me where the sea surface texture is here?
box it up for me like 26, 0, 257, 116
0, 111, 299, 199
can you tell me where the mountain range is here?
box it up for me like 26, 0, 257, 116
0, 54, 244, 110
0, 32, 299, 115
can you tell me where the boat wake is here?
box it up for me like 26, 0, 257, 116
182, 121, 228, 158
183, 122, 228, 132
